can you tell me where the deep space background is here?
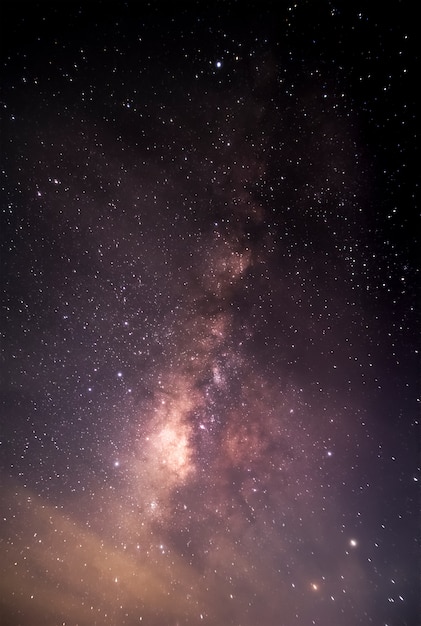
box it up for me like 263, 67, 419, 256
0, 2, 419, 625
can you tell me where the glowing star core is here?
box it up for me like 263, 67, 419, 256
154, 422, 193, 481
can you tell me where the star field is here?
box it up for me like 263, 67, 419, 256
0, 2, 419, 625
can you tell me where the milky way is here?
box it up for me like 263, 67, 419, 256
1, 2, 419, 626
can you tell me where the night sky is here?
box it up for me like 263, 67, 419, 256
1, 2, 419, 625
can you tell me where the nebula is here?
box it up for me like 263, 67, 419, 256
1, 3, 418, 626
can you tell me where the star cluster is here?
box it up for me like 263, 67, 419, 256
1, 2, 419, 625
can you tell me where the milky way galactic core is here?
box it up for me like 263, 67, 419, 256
1, 2, 419, 626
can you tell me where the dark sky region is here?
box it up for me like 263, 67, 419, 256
0, 2, 419, 625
